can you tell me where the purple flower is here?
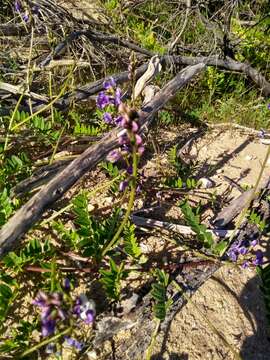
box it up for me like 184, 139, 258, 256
42, 319, 56, 337
268, 103, 270, 110
135, 134, 143, 146
138, 145, 145, 156
65, 336, 84, 351
119, 180, 128, 192
258, 129, 265, 139
73, 294, 95, 325
32, 5, 40, 14
253, 250, 264, 266
227, 249, 238, 262
250, 239, 258, 247
126, 165, 133, 175
63, 278, 71, 291
118, 132, 129, 145
97, 92, 110, 109
84, 310, 94, 324
32, 291, 48, 308
103, 112, 113, 124
131, 121, 139, 133
239, 247, 248, 255
241, 261, 249, 269
103, 77, 116, 90
14, 0, 21, 12
114, 88, 122, 106
22, 13, 29, 22
106, 149, 121, 163
115, 115, 123, 126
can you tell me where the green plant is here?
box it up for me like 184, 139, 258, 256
151, 269, 172, 321
100, 259, 127, 301
123, 222, 142, 259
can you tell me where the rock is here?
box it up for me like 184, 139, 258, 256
198, 178, 215, 189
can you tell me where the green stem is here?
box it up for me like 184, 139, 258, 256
3, 93, 24, 152
18, 327, 72, 358
145, 319, 160, 360
11, 66, 74, 131
102, 146, 138, 256
49, 125, 66, 165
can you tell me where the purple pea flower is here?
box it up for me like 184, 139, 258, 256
14, 0, 21, 12
63, 278, 71, 291
115, 115, 123, 125
268, 103, 270, 110
119, 180, 128, 192
96, 92, 110, 109
253, 250, 264, 266
131, 121, 139, 133
65, 336, 84, 351
114, 88, 122, 106
73, 294, 95, 325
135, 134, 143, 146
126, 165, 133, 175
103, 112, 113, 124
22, 13, 29, 22
42, 319, 56, 337
138, 145, 145, 156
103, 77, 116, 90
106, 149, 121, 163
241, 261, 249, 269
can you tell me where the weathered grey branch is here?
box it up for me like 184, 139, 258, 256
0, 63, 205, 257
132, 215, 235, 238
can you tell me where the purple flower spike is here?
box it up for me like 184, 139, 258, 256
103, 77, 116, 90
107, 149, 121, 163
253, 250, 264, 266
119, 180, 128, 192
42, 319, 56, 337
65, 336, 84, 351
114, 88, 122, 106
103, 112, 113, 124
97, 92, 110, 109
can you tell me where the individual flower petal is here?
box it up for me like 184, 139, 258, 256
106, 149, 121, 163
63, 278, 71, 291
119, 180, 128, 192
137, 145, 145, 156
103, 77, 116, 90
65, 336, 84, 351
114, 88, 122, 106
135, 134, 143, 146
14, 0, 21, 12
84, 309, 94, 324
42, 319, 56, 337
253, 250, 264, 266
131, 121, 139, 133
114, 115, 123, 125
250, 239, 258, 247
103, 112, 113, 124
241, 261, 249, 269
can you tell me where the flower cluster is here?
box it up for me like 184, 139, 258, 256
227, 238, 264, 267
96, 77, 122, 125
14, 0, 40, 22
32, 281, 95, 352
97, 77, 144, 192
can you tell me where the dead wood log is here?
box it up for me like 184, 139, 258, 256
214, 176, 270, 227
131, 215, 235, 238
0, 63, 206, 257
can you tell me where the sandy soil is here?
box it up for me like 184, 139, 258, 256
152, 126, 270, 360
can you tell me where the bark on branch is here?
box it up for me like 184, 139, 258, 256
0, 63, 206, 257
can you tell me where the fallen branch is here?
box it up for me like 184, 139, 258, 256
131, 215, 234, 238
0, 63, 205, 257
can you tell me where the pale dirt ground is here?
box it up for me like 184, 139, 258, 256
152, 127, 270, 360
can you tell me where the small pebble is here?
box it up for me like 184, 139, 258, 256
198, 177, 215, 189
